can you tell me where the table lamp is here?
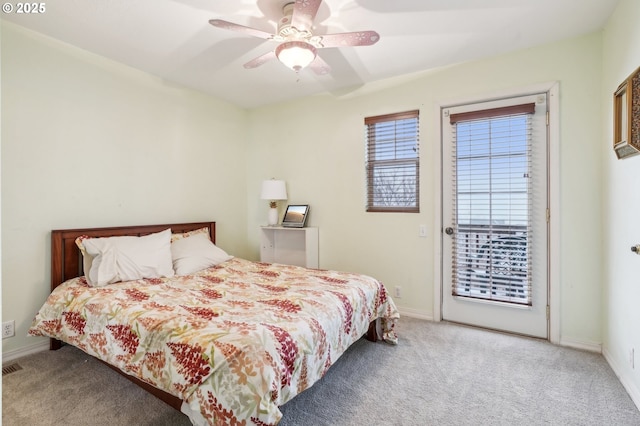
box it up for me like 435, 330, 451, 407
260, 179, 287, 226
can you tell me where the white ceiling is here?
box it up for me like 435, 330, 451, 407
3, 0, 619, 108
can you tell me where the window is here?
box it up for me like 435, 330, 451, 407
365, 110, 419, 212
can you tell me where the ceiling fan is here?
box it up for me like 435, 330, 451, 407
209, 0, 380, 74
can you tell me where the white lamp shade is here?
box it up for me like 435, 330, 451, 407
275, 41, 317, 72
261, 180, 287, 200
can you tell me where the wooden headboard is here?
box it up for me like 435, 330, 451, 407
48, 221, 215, 406
50, 221, 216, 292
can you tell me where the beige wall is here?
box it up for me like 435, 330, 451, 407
0, 21, 609, 355
1, 23, 250, 354
601, 0, 640, 406
247, 32, 604, 345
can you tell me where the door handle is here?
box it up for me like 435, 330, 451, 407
445, 227, 454, 235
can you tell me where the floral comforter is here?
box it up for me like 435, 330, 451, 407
29, 258, 399, 425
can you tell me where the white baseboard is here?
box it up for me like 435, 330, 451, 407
397, 307, 433, 321
603, 347, 640, 412
2, 341, 49, 363
559, 336, 602, 353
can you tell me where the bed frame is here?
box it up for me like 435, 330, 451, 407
50, 221, 216, 410
49, 220, 377, 414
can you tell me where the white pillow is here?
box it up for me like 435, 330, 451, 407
81, 229, 174, 286
170, 232, 232, 276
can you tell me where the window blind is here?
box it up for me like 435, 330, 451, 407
365, 110, 419, 213
450, 103, 534, 305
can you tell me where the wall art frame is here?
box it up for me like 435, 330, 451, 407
613, 66, 640, 159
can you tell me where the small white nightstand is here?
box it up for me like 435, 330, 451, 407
260, 226, 318, 268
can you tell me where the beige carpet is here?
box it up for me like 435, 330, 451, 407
3, 317, 640, 425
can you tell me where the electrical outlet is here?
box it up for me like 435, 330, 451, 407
395, 286, 402, 298
2, 320, 15, 339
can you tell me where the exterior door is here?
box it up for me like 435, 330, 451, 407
441, 93, 549, 338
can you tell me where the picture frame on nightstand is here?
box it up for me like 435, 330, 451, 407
281, 205, 309, 228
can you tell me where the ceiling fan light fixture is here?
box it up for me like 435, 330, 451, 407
275, 41, 317, 72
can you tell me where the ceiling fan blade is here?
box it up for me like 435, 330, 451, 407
209, 19, 275, 40
291, 0, 322, 32
308, 55, 331, 75
318, 31, 380, 48
243, 50, 277, 69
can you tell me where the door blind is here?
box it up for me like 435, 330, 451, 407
449, 103, 534, 305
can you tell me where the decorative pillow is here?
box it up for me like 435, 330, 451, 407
170, 232, 233, 276
79, 229, 174, 286
171, 227, 210, 243
75, 235, 94, 278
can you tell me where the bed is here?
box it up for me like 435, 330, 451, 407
29, 221, 399, 425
